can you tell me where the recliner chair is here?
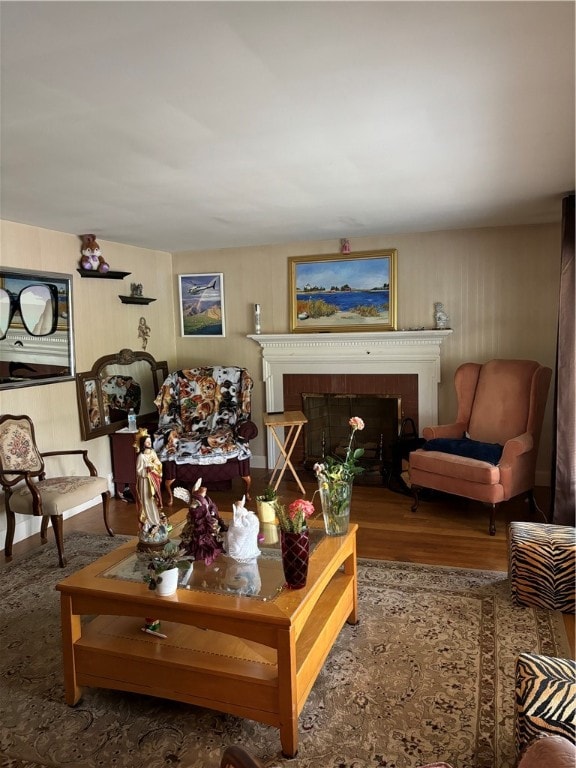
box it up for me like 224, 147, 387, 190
153, 366, 258, 504
408, 359, 552, 535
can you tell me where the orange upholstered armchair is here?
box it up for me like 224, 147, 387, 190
408, 359, 552, 535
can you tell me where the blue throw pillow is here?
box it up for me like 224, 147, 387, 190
423, 437, 503, 465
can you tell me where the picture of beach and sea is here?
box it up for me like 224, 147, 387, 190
291, 252, 396, 331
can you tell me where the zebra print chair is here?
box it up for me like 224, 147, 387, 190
509, 522, 576, 613
515, 653, 576, 753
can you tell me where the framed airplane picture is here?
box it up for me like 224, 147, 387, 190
178, 273, 225, 337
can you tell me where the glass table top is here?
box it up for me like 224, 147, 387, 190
101, 525, 325, 602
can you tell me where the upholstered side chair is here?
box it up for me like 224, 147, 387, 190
408, 359, 552, 535
0, 414, 113, 567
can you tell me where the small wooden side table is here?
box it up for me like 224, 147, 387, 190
264, 410, 308, 495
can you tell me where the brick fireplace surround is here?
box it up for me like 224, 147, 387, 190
249, 330, 452, 469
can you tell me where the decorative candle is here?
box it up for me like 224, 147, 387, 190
254, 303, 261, 334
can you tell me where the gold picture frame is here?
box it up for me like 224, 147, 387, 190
289, 249, 397, 333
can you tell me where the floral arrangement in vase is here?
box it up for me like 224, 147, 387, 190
275, 497, 315, 533
275, 498, 316, 590
313, 416, 366, 536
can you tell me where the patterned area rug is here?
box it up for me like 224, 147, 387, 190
0, 533, 570, 768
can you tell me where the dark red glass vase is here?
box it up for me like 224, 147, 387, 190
281, 529, 309, 589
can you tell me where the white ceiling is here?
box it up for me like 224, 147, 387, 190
1, 1, 574, 254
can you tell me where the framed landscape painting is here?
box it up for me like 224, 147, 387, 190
289, 249, 397, 333
178, 273, 225, 337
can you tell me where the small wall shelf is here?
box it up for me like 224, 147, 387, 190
77, 269, 131, 279
118, 295, 156, 305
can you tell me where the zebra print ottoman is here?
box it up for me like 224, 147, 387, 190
508, 522, 576, 613
515, 653, 576, 752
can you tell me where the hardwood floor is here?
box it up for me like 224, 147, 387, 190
5, 467, 574, 654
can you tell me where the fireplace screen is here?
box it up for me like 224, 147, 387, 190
302, 393, 401, 476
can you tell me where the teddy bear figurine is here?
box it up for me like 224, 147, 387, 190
79, 234, 110, 273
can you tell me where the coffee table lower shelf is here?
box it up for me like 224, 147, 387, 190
64, 563, 356, 757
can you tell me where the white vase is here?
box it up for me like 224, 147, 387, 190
155, 567, 179, 596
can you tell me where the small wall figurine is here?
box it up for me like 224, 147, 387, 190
434, 302, 450, 329
79, 234, 110, 273
340, 238, 351, 254
138, 316, 151, 350
177, 479, 228, 566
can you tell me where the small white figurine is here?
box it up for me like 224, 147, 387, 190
226, 495, 261, 563
434, 302, 449, 329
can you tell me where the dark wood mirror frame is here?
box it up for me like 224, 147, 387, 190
76, 348, 168, 441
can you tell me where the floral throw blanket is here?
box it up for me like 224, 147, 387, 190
153, 367, 254, 465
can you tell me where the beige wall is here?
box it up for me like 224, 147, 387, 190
172, 225, 560, 483
1, 219, 560, 544
1, 220, 176, 542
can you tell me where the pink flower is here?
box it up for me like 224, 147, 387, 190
288, 498, 315, 520
349, 416, 365, 431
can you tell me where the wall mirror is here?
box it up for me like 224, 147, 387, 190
0, 267, 75, 389
76, 348, 168, 440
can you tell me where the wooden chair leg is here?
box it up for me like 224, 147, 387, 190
51, 515, 66, 567
411, 485, 421, 512
164, 477, 174, 506
4, 509, 15, 559
40, 516, 49, 543
102, 491, 114, 536
485, 503, 497, 536
241, 474, 252, 501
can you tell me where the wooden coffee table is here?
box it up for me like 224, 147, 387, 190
56, 510, 358, 757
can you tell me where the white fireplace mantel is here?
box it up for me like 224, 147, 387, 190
249, 330, 452, 464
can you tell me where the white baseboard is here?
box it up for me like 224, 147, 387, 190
250, 454, 267, 469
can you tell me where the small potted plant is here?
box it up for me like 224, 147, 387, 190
256, 486, 279, 523
142, 541, 193, 596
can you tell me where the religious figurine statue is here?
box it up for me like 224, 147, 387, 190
134, 429, 169, 550
434, 302, 450, 329
177, 479, 228, 566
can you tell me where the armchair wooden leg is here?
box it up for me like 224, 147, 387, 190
51, 515, 66, 567
164, 478, 174, 506
485, 503, 497, 536
101, 491, 114, 536
411, 485, 421, 512
40, 516, 49, 543
241, 474, 252, 501
4, 510, 15, 560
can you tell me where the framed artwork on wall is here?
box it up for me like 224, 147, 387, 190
0, 267, 75, 389
288, 249, 397, 333
178, 273, 225, 337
